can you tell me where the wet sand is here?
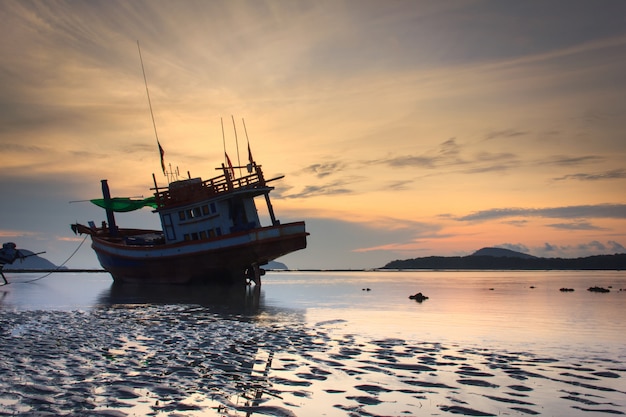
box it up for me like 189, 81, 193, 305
1, 305, 624, 416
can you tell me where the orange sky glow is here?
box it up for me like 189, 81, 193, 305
1, 1, 625, 268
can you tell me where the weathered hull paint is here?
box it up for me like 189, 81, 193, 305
90, 222, 307, 284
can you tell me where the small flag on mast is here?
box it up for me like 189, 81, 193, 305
247, 143, 254, 165
158, 140, 166, 174
246, 143, 254, 173
225, 152, 235, 179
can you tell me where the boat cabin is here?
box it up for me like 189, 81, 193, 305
152, 164, 277, 244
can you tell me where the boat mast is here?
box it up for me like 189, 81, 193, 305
231, 115, 242, 177
101, 180, 118, 236
137, 41, 166, 178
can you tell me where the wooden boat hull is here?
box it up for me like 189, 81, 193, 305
90, 222, 307, 284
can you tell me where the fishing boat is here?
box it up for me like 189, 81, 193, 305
71, 156, 308, 285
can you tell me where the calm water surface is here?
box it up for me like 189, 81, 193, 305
2, 270, 625, 354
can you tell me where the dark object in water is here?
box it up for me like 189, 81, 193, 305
559, 288, 575, 292
587, 286, 610, 293
0, 242, 45, 285
409, 292, 429, 302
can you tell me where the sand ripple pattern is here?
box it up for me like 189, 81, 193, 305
1, 305, 624, 416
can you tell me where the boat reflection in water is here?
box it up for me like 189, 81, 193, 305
91, 282, 306, 416
97, 282, 263, 314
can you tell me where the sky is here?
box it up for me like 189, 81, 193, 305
1, 0, 625, 270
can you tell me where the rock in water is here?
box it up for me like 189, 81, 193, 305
409, 292, 429, 302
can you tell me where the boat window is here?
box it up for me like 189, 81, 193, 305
184, 234, 190, 241
215, 227, 222, 236
162, 213, 176, 241
199, 230, 207, 240
202, 205, 210, 215
210, 202, 216, 213
193, 207, 201, 218
178, 211, 186, 221
208, 229, 215, 238
191, 232, 199, 240
187, 209, 194, 219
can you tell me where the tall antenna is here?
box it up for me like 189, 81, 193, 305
137, 41, 165, 176
231, 115, 242, 176
221, 117, 226, 160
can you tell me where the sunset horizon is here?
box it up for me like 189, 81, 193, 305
1, 0, 625, 269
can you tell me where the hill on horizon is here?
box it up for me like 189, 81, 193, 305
383, 247, 626, 270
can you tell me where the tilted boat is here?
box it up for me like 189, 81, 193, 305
71, 157, 308, 285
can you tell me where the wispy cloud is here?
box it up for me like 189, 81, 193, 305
281, 181, 354, 199
547, 221, 605, 231
495, 243, 531, 254
377, 138, 522, 173
503, 220, 529, 227
533, 240, 626, 257
383, 155, 439, 169
301, 161, 348, 178
484, 129, 529, 140
554, 169, 626, 181
457, 204, 626, 222
385, 180, 414, 191
0, 230, 40, 238
539, 155, 605, 166
493, 240, 626, 258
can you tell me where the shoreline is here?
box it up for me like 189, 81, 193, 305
4, 267, 626, 273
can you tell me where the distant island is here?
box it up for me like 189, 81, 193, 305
382, 247, 626, 270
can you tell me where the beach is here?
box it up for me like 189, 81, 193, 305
1, 270, 625, 416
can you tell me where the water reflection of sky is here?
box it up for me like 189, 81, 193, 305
1, 270, 625, 416
262, 271, 626, 353
2, 270, 625, 353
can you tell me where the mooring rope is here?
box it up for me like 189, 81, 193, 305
21, 235, 89, 283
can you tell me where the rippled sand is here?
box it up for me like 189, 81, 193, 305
1, 305, 624, 416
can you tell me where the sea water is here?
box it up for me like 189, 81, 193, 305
1, 270, 624, 416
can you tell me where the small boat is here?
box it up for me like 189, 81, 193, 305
71, 156, 308, 285
1, 242, 23, 284
1, 242, 45, 285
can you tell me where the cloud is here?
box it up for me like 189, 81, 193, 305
531, 240, 626, 258
554, 169, 626, 181
301, 161, 347, 178
542, 242, 559, 253
494, 243, 531, 254
461, 163, 517, 174
438, 138, 460, 158
281, 181, 354, 199
378, 138, 522, 174
457, 204, 626, 222
484, 129, 529, 140
503, 220, 528, 227
0, 230, 40, 238
539, 155, 605, 166
384, 155, 438, 169
385, 180, 414, 190
608, 240, 626, 253
4, 143, 46, 153
546, 221, 605, 230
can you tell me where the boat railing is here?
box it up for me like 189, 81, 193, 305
154, 165, 267, 208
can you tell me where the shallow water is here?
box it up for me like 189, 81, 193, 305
1, 270, 625, 416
